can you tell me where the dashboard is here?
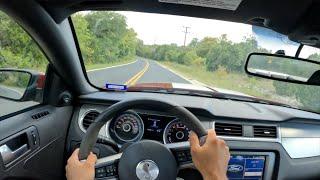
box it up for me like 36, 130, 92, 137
68, 91, 320, 180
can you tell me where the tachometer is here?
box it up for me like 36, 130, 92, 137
163, 119, 190, 144
109, 111, 144, 144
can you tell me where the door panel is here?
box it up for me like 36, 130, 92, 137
0, 105, 73, 179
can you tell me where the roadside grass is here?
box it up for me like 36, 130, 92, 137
85, 57, 136, 71
159, 61, 277, 99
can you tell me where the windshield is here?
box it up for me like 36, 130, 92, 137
72, 11, 320, 113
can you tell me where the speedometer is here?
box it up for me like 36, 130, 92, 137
109, 111, 144, 144
163, 119, 190, 144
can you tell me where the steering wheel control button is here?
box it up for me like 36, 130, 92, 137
136, 160, 159, 180
185, 151, 192, 161
176, 151, 187, 162
106, 164, 118, 177
95, 167, 106, 178
174, 150, 192, 164
95, 164, 118, 179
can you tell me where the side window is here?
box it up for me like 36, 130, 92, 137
0, 11, 48, 117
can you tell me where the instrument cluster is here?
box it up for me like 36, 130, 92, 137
108, 111, 190, 145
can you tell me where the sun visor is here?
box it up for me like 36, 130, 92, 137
159, 0, 243, 11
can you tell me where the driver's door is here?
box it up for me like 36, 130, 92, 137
0, 11, 72, 179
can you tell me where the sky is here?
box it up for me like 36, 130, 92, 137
120, 11, 252, 45
119, 11, 320, 58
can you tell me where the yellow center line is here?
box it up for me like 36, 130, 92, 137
125, 60, 150, 86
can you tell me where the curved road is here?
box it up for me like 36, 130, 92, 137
87, 58, 190, 88
1, 58, 191, 116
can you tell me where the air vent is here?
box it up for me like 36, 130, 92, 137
82, 111, 100, 130
31, 111, 50, 120
215, 122, 243, 137
253, 126, 277, 138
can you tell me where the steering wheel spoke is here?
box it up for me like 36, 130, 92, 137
95, 153, 122, 179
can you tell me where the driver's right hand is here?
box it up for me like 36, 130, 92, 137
189, 129, 230, 180
65, 148, 97, 180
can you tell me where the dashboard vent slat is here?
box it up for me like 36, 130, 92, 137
215, 122, 243, 137
253, 126, 277, 138
31, 111, 50, 120
82, 111, 100, 130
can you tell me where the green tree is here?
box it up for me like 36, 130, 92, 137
195, 37, 218, 58
188, 38, 199, 48
72, 11, 138, 65
72, 14, 95, 64
136, 40, 154, 58
0, 11, 47, 71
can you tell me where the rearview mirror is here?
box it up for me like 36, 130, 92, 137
245, 53, 320, 85
0, 69, 45, 101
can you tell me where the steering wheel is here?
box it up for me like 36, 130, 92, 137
79, 98, 207, 180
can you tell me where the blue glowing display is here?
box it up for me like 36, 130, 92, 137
227, 155, 265, 180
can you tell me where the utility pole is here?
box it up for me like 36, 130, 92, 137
183, 26, 190, 47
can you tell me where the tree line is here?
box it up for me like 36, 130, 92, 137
137, 34, 270, 73
2, 10, 319, 77
1, 11, 320, 112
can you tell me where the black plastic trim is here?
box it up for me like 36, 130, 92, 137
0, 104, 43, 122
295, 44, 304, 58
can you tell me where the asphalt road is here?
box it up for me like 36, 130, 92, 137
87, 58, 190, 88
1, 58, 190, 117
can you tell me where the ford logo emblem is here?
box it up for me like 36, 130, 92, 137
228, 165, 244, 172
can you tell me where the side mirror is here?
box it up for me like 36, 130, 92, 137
245, 53, 320, 85
0, 69, 45, 102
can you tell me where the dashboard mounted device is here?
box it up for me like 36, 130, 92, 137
227, 152, 275, 180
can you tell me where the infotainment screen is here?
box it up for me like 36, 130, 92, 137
227, 155, 265, 180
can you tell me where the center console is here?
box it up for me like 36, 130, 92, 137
174, 150, 275, 180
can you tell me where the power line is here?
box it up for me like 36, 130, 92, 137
183, 26, 191, 47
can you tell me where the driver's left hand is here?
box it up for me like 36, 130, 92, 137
66, 148, 97, 180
